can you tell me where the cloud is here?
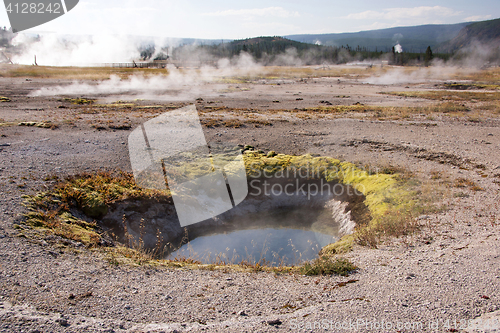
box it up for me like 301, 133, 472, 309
202, 7, 299, 18
464, 15, 492, 21
344, 6, 462, 20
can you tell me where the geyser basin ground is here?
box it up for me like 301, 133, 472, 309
4, 66, 500, 331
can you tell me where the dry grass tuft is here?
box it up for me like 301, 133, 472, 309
300, 256, 357, 276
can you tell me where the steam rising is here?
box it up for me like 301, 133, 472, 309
31, 55, 262, 101
11, 31, 499, 95
364, 66, 470, 85
11, 33, 142, 66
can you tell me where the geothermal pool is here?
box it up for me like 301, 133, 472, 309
167, 228, 335, 266
165, 206, 341, 266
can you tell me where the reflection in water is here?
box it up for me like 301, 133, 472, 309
167, 228, 337, 266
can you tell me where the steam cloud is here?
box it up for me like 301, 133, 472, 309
31, 54, 263, 101
12, 32, 498, 94
11, 33, 143, 66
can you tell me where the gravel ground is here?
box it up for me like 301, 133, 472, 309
0, 72, 499, 332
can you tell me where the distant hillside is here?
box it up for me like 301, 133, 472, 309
438, 18, 500, 52
172, 36, 375, 65
171, 36, 448, 66
286, 23, 469, 52
227, 36, 318, 53
171, 36, 335, 64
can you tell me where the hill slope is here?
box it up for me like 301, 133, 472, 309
438, 18, 500, 52
229, 36, 311, 47
286, 23, 469, 52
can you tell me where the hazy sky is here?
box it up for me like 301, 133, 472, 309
1, 0, 499, 39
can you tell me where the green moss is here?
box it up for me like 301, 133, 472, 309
64, 98, 95, 105
18, 121, 54, 128
79, 191, 108, 218
22, 172, 169, 246
300, 256, 357, 276
243, 152, 417, 251
321, 235, 354, 255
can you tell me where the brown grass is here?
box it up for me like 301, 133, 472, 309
0, 65, 169, 80
199, 102, 480, 122
454, 177, 483, 191
382, 90, 500, 102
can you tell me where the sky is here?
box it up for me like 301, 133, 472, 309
1, 0, 500, 39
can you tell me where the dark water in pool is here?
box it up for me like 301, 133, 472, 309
166, 228, 337, 266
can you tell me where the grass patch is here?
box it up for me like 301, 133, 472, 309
381, 90, 500, 102
201, 116, 273, 128
0, 64, 377, 82
18, 121, 57, 129
461, 68, 500, 84
300, 256, 357, 276
0, 65, 169, 80
443, 83, 500, 90
454, 177, 477, 188
200, 102, 478, 122
201, 117, 243, 128
22, 171, 169, 246
62, 98, 95, 105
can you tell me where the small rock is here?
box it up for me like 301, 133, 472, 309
56, 318, 70, 327
238, 310, 248, 316
268, 319, 282, 326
